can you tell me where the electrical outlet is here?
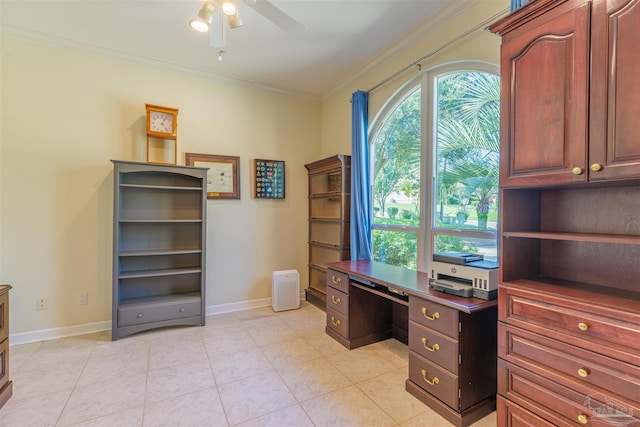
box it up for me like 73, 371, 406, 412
78, 293, 88, 305
36, 298, 47, 310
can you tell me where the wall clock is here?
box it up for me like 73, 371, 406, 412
145, 104, 178, 164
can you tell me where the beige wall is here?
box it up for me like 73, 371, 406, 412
1, 38, 321, 337
321, 0, 508, 156
0, 0, 508, 339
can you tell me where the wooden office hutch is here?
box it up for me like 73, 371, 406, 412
489, 0, 640, 424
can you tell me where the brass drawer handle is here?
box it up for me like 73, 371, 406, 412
331, 295, 341, 304
421, 307, 440, 321
421, 338, 440, 352
331, 275, 341, 284
590, 163, 603, 172
577, 414, 588, 425
331, 316, 341, 326
572, 167, 584, 175
421, 369, 439, 386
578, 322, 589, 331
578, 368, 590, 378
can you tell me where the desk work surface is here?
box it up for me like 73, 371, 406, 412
326, 260, 496, 314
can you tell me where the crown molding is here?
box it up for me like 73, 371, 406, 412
0, 24, 321, 103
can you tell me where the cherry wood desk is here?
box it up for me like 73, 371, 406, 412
325, 260, 497, 427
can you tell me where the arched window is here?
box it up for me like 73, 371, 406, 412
370, 62, 500, 270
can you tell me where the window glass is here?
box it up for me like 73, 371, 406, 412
433, 71, 500, 262
372, 88, 421, 227
371, 87, 421, 269
434, 72, 500, 233
434, 235, 498, 263
372, 230, 417, 269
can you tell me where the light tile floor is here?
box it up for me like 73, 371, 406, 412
0, 302, 496, 426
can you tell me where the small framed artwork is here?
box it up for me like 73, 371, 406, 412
185, 153, 240, 200
254, 159, 285, 199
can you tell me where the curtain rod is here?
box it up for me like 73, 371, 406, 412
366, 7, 509, 94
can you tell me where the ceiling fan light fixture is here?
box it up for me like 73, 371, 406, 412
189, 18, 210, 32
221, 0, 238, 16
189, 1, 216, 32
227, 11, 243, 28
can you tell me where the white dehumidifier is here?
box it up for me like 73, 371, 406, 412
272, 270, 300, 312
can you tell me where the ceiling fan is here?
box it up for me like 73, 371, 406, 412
189, 0, 305, 60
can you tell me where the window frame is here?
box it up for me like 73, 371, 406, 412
369, 60, 500, 271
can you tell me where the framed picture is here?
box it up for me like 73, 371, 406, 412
185, 153, 240, 200
254, 159, 285, 199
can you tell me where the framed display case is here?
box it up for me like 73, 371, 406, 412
254, 159, 285, 199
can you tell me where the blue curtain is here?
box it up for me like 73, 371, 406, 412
510, 0, 529, 11
350, 90, 373, 260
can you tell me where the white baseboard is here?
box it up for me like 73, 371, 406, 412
10, 320, 112, 346
205, 297, 272, 316
10, 293, 306, 346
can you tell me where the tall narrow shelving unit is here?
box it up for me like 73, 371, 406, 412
111, 160, 207, 340
305, 155, 351, 308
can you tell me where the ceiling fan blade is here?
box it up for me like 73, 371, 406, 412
244, 0, 304, 34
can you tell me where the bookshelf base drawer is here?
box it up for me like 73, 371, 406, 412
118, 296, 201, 327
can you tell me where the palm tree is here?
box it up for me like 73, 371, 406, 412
436, 72, 500, 230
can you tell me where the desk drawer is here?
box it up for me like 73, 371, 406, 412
409, 320, 458, 374
500, 323, 640, 405
499, 359, 640, 427
408, 351, 458, 409
409, 296, 458, 339
326, 307, 348, 338
500, 284, 640, 355
497, 395, 563, 427
326, 269, 349, 294
326, 287, 348, 315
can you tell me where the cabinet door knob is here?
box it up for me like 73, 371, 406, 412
421, 369, 439, 386
572, 167, 584, 175
577, 414, 588, 425
590, 163, 603, 172
421, 337, 440, 352
136, 313, 143, 318
331, 295, 341, 304
179, 307, 185, 312
578, 368, 590, 378
578, 322, 589, 331
331, 275, 341, 284
421, 307, 439, 321
331, 316, 341, 326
